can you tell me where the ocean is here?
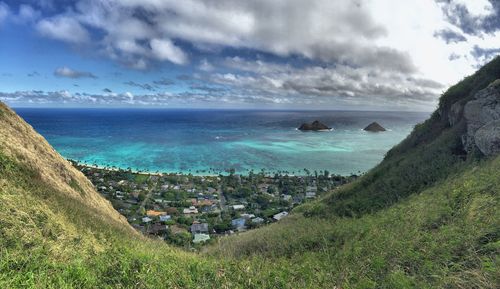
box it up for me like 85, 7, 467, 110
15, 108, 429, 175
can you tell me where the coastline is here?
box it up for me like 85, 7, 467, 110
68, 158, 359, 178
69, 160, 167, 177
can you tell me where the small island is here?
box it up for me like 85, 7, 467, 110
363, 122, 386, 132
298, 120, 332, 131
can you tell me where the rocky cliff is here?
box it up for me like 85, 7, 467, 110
449, 79, 500, 156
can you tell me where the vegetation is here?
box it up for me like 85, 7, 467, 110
1, 57, 499, 288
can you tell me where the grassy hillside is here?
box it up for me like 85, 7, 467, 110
212, 155, 499, 288
1, 58, 499, 288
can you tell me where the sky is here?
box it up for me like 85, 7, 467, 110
0, 0, 499, 110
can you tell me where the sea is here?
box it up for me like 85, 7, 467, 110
15, 108, 430, 176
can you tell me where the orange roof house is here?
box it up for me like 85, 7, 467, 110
146, 210, 167, 217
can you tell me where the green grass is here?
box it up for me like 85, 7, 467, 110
212, 156, 500, 288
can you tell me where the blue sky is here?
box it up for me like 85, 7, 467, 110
0, 0, 499, 110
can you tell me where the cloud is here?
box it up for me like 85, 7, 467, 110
0, 2, 9, 24
54, 67, 97, 79
27, 71, 40, 77
471, 45, 500, 64
36, 15, 90, 43
0, 90, 173, 106
433, 29, 467, 44
14, 4, 40, 23
201, 58, 443, 109
150, 39, 188, 65
124, 81, 156, 91
437, 0, 500, 36
153, 78, 175, 86
25, 0, 416, 72
198, 59, 214, 71
9, 0, 496, 109
102, 88, 112, 93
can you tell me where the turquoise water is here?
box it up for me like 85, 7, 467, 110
15, 109, 429, 175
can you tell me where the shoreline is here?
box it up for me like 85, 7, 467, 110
69, 159, 361, 178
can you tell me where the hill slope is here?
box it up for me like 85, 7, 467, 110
1, 57, 499, 288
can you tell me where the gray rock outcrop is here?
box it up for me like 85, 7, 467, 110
462, 80, 500, 156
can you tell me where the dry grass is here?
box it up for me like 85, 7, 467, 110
0, 102, 133, 231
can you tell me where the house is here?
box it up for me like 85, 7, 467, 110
305, 191, 316, 198
251, 217, 264, 224
148, 223, 168, 235
159, 215, 172, 222
125, 199, 139, 205
142, 216, 153, 223
240, 213, 255, 219
201, 204, 219, 213
197, 199, 214, 207
183, 206, 198, 214
231, 218, 246, 231
190, 223, 209, 234
132, 224, 145, 233
146, 210, 167, 217
193, 233, 210, 243
232, 204, 245, 210
273, 211, 288, 221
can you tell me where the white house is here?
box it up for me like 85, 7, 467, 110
305, 191, 316, 198
183, 206, 198, 214
273, 211, 288, 221
240, 213, 255, 219
232, 204, 245, 210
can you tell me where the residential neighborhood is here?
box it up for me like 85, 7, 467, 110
72, 161, 357, 248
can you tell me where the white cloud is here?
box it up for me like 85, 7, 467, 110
198, 59, 214, 71
16, 5, 40, 23
36, 15, 90, 44
150, 38, 188, 65
54, 67, 97, 79
8, 0, 500, 108
27, 0, 416, 72
454, 0, 492, 16
0, 2, 9, 24
207, 58, 442, 110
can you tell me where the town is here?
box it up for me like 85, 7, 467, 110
72, 161, 357, 248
